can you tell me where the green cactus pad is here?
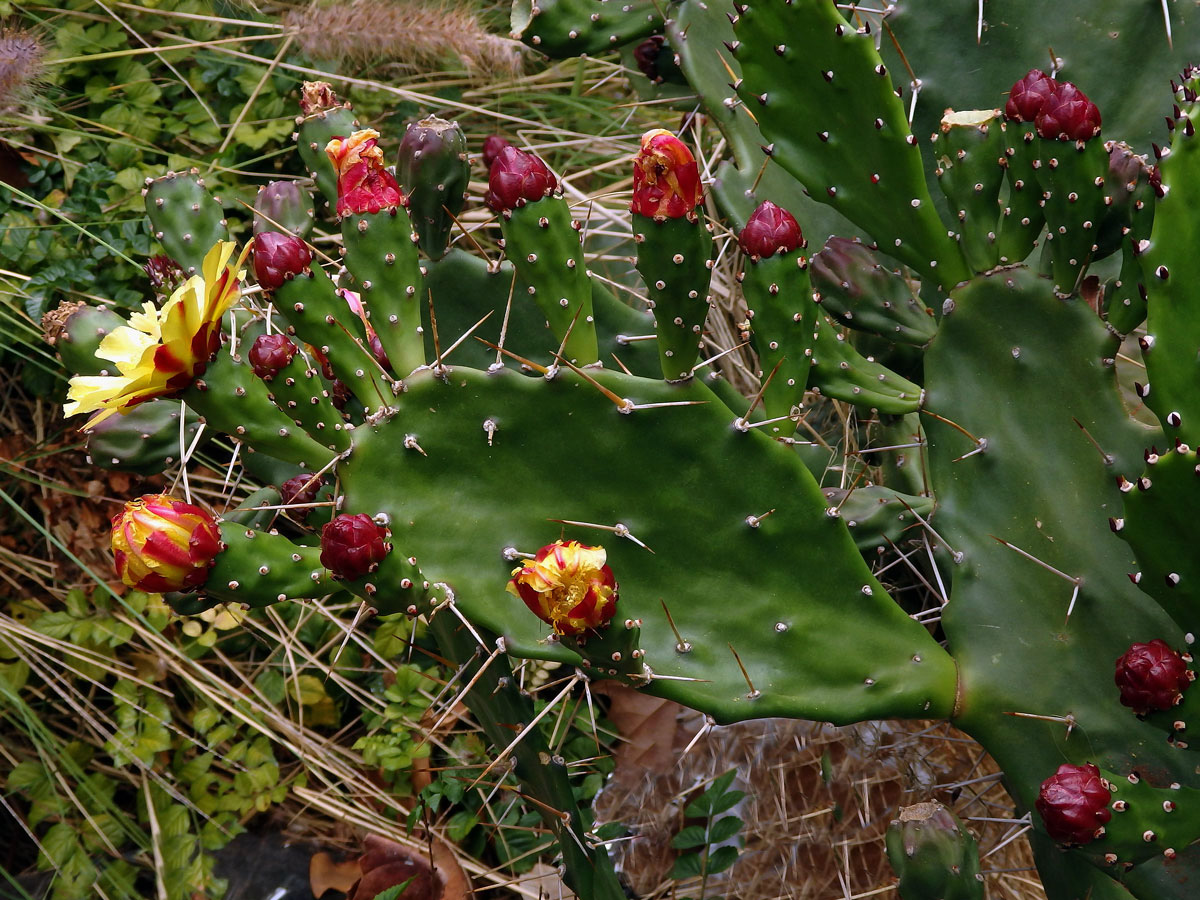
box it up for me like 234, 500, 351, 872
820, 485, 932, 554
732, 0, 969, 289
741, 248, 814, 421
84, 399, 203, 473
996, 122, 1046, 267
199, 521, 332, 609
273, 260, 395, 409
1117, 445, 1200, 636
259, 349, 352, 453
143, 170, 229, 275
633, 213, 714, 380
923, 266, 1190, 827
500, 194, 598, 366
885, 801, 984, 900
934, 109, 1006, 274
48, 303, 126, 376
1035, 136, 1111, 295
808, 316, 924, 415
396, 116, 470, 260
1138, 91, 1200, 447
181, 345, 338, 470
1073, 769, 1200, 869
511, 0, 661, 57
339, 365, 957, 724
340, 208, 427, 377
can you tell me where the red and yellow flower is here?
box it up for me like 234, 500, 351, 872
631, 128, 703, 220
111, 494, 224, 593
325, 129, 404, 217
507, 540, 618, 636
64, 241, 250, 428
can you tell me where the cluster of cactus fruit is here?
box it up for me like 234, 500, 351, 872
44, 2, 1200, 897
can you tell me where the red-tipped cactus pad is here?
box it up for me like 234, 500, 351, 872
253, 232, 312, 290
739, 201, 804, 259
1004, 69, 1058, 123
485, 146, 557, 212
247, 333, 298, 380
111, 494, 223, 593
1036, 763, 1112, 845
320, 513, 390, 580
1035, 82, 1101, 142
1115, 639, 1192, 715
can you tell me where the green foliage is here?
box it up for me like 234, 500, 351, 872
670, 769, 744, 897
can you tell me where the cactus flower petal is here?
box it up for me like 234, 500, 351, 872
325, 129, 405, 217
631, 129, 703, 220
64, 241, 250, 428
507, 540, 618, 636
1036, 763, 1112, 845
1115, 639, 1193, 715
111, 494, 223, 593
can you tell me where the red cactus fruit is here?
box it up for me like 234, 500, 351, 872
1036, 763, 1112, 845
481, 134, 513, 170
253, 232, 312, 290
739, 201, 804, 259
485, 146, 557, 212
1115, 639, 1192, 715
1004, 69, 1058, 123
631, 129, 703, 220
111, 494, 223, 593
633, 35, 668, 83
320, 513, 389, 580
1035, 82, 1101, 142
247, 334, 298, 380
279, 473, 323, 521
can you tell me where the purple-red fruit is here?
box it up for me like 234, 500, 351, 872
253, 232, 312, 290
739, 201, 804, 259
1035, 82, 1101, 142
481, 135, 513, 170
485, 146, 556, 212
1115, 639, 1192, 715
320, 513, 389, 580
248, 334, 297, 380
280, 473, 324, 521
633, 35, 667, 83
1036, 763, 1112, 845
1004, 69, 1057, 123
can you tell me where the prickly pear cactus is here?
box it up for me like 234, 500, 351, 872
51, 7, 1200, 895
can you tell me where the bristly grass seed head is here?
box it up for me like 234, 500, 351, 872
0, 23, 45, 108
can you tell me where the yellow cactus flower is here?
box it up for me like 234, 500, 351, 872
507, 540, 618, 636
64, 241, 250, 428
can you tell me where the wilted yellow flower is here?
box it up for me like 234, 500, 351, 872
64, 241, 250, 428
111, 493, 223, 593
507, 540, 618, 636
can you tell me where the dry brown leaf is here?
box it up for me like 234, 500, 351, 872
309, 850, 362, 898
346, 833, 472, 900
592, 680, 682, 774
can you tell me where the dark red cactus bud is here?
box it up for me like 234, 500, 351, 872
485, 146, 557, 212
1115, 639, 1192, 715
631, 129, 703, 219
253, 232, 312, 290
633, 35, 667, 83
1035, 82, 1101, 142
248, 333, 297, 380
1036, 763, 1112, 845
481, 134, 513, 170
369, 333, 390, 369
320, 513, 390, 580
328, 378, 350, 411
739, 201, 804, 259
143, 254, 186, 295
279, 473, 324, 521
1004, 69, 1058, 123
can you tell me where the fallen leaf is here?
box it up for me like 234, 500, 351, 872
592, 680, 682, 774
310, 850, 361, 898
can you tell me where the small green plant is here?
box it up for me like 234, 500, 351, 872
669, 769, 744, 899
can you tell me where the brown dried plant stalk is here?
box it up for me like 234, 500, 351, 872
284, 0, 527, 76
